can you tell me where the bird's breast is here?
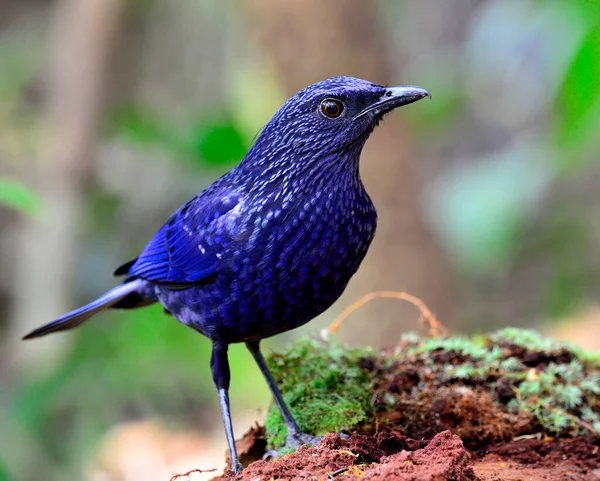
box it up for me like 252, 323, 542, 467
224, 186, 377, 336
258, 185, 377, 270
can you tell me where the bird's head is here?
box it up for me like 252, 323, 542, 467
246, 76, 430, 170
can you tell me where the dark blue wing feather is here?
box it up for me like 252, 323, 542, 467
127, 192, 243, 285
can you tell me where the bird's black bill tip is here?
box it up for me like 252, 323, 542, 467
354, 84, 431, 120
383, 85, 432, 107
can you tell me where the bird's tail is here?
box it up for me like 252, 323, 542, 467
22, 279, 147, 340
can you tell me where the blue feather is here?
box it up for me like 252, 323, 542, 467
22, 279, 146, 339
126, 192, 243, 285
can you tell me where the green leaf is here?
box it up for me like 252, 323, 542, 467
188, 119, 248, 166
109, 105, 169, 145
0, 462, 10, 481
0, 179, 40, 216
555, 19, 600, 169
109, 106, 248, 168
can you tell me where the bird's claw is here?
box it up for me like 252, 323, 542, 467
232, 461, 244, 474
262, 449, 280, 461
287, 431, 322, 449
262, 431, 322, 461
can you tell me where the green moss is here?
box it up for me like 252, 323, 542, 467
404, 328, 600, 436
489, 327, 565, 352
413, 334, 499, 360
264, 336, 374, 448
509, 360, 600, 434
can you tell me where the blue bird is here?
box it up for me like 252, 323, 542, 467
23, 77, 430, 472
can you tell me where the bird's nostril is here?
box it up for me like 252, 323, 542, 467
385, 90, 392, 97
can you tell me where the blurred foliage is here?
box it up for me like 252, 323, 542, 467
0, 460, 11, 481
427, 147, 552, 272
554, 1, 600, 152
0, 30, 38, 103
422, 0, 600, 323
109, 106, 248, 167
535, 215, 595, 317
0, 178, 40, 216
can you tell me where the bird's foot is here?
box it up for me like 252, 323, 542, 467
232, 460, 244, 474
263, 431, 322, 461
287, 431, 322, 449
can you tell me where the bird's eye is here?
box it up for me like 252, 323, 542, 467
320, 99, 344, 119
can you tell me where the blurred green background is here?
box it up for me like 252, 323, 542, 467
1, 0, 600, 480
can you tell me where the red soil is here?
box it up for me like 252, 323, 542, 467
206, 429, 599, 480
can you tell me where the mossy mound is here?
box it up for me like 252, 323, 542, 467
264, 328, 600, 450
265, 338, 374, 448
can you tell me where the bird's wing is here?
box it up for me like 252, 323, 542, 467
124, 192, 244, 286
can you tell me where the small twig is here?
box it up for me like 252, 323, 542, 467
328, 290, 448, 338
170, 468, 217, 481
539, 402, 597, 436
512, 432, 543, 441
556, 409, 597, 435
327, 467, 349, 478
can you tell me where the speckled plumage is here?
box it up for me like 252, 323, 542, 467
24, 77, 431, 472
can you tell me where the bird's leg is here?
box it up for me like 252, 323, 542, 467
211, 341, 243, 474
246, 341, 321, 457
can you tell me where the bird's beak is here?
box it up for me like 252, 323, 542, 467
353, 86, 431, 120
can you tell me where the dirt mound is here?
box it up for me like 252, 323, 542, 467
263, 330, 600, 453
473, 436, 600, 480
212, 431, 475, 481
209, 430, 600, 481
209, 430, 600, 480
179, 329, 600, 480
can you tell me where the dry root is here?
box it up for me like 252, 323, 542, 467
328, 290, 449, 339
